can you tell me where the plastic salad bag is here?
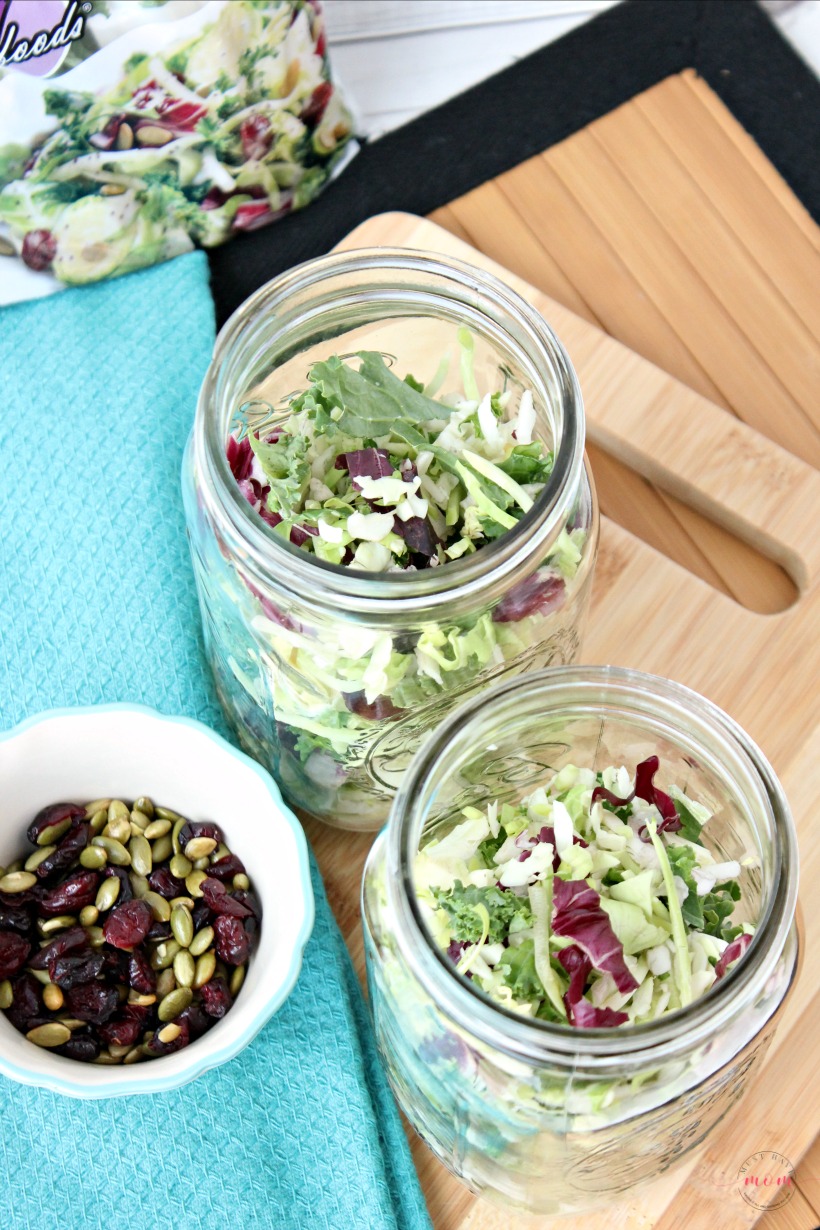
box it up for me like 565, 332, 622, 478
0, 0, 355, 303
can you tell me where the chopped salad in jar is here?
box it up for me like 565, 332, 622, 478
416, 758, 755, 1027
219, 330, 592, 821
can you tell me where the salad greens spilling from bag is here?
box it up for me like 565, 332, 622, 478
0, 1, 353, 287
416, 757, 755, 1027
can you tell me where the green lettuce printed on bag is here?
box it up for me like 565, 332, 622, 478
0, 1, 355, 301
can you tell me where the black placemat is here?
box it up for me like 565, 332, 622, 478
208, 0, 820, 326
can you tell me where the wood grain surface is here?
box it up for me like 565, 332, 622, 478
305, 71, 820, 1229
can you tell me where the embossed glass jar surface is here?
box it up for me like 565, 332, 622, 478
362, 667, 799, 1214
182, 249, 597, 829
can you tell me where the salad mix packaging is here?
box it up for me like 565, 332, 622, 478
0, 0, 354, 302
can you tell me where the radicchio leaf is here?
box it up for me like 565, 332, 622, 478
557, 943, 591, 1006
590, 755, 681, 840
226, 435, 253, 481
714, 932, 752, 979
344, 692, 403, 720
552, 879, 638, 994
570, 1000, 630, 1028
393, 515, 437, 558
335, 448, 393, 485
492, 574, 565, 623
535, 825, 588, 872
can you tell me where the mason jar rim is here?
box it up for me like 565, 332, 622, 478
386, 665, 799, 1066
195, 247, 586, 617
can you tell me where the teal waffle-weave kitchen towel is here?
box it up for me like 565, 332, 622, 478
0, 254, 431, 1230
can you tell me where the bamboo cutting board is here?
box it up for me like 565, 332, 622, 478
305, 71, 820, 1230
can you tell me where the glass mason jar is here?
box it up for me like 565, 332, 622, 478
182, 249, 598, 829
362, 666, 799, 1214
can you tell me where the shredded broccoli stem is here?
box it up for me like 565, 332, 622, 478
528, 874, 566, 1018
646, 816, 692, 1007
457, 326, 479, 402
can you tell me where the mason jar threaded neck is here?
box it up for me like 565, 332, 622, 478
194, 248, 586, 618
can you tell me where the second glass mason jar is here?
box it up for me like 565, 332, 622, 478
182, 249, 598, 828
362, 667, 799, 1214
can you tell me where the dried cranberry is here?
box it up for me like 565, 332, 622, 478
28, 926, 88, 970
127, 948, 156, 995
35, 821, 91, 880
0, 904, 34, 935
178, 820, 223, 849
191, 901, 213, 932
201, 878, 252, 918
21, 229, 57, 271
243, 915, 261, 957
344, 692, 402, 721
148, 866, 186, 900
26, 802, 85, 847
100, 946, 129, 982
65, 983, 118, 1024
199, 976, 233, 1018
58, 1033, 100, 1062
232, 890, 262, 922
6, 974, 41, 1032
99, 1009, 144, 1048
0, 929, 31, 978
146, 1017, 190, 1056
300, 81, 332, 126
102, 865, 133, 903
103, 899, 153, 949
177, 1000, 213, 1039
49, 949, 104, 990
0, 887, 39, 909
213, 916, 249, 966
39, 870, 99, 916
207, 854, 246, 883
146, 920, 171, 943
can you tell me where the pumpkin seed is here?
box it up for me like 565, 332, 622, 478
155, 968, 176, 998
189, 926, 214, 957
157, 806, 184, 822
39, 915, 76, 934
5, 860, 22, 874
0, 866, 5, 879
144, 819, 171, 840
30, 969, 52, 985
79, 905, 99, 927
0, 980, 13, 1009
172, 816, 186, 856
130, 834, 152, 878
193, 857, 210, 872
136, 123, 173, 147
233, 874, 250, 892
170, 905, 194, 948
123, 1046, 145, 1065
134, 796, 155, 820
86, 926, 105, 947
130, 808, 150, 830
158, 986, 192, 1021
130, 873, 149, 899
0, 236, 14, 257
108, 1043, 132, 1058
169, 896, 195, 912
169, 853, 191, 879
108, 799, 130, 825
80, 845, 108, 870
230, 965, 246, 996
0, 870, 37, 893
85, 798, 111, 819
43, 984, 64, 1011
91, 835, 130, 866
128, 992, 156, 1006
157, 1022, 181, 1044
148, 836, 171, 866
35, 817, 71, 846
173, 950, 195, 988
96, 877, 120, 912
184, 837, 217, 861
185, 870, 207, 899
193, 951, 216, 989
143, 890, 171, 923
104, 815, 131, 844
27, 1022, 71, 1048
89, 809, 108, 834
94, 1053, 122, 1065
214, 843, 230, 861
57, 1018, 86, 1031
150, 939, 180, 970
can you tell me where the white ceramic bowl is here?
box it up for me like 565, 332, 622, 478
0, 705, 314, 1098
